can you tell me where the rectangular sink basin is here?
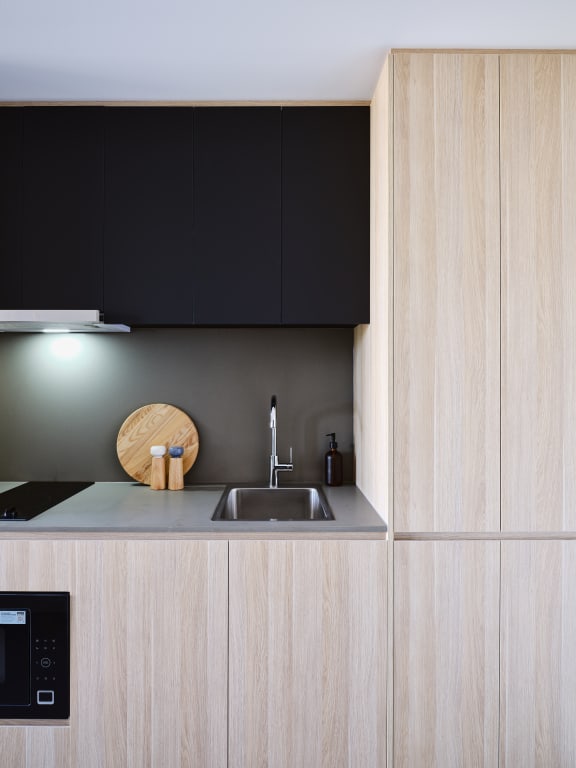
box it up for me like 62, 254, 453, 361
212, 485, 334, 521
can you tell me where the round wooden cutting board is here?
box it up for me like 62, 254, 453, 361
116, 403, 199, 485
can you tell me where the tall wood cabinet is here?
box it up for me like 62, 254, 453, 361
390, 50, 576, 768
393, 52, 501, 533
500, 53, 576, 532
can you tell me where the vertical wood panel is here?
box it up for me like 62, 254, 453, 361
501, 54, 576, 531
393, 53, 500, 532
501, 541, 576, 765
228, 540, 386, 768
354, 54, 392, 522
394, 540, 500, 768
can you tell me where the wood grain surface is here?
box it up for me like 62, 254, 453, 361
116, 403, 199, 484
228, 539, 387, 768
0, 539, 228, 768
393, 52, 501, 532
501, 53, 576, 531
394, 540, 500, 767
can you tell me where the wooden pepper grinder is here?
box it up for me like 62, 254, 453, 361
150, 445, 167, 490
168, 446, 185, 490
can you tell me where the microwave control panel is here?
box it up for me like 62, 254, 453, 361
0, 592, 70, 719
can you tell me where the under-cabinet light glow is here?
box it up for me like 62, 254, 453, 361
50, 336, 83, 359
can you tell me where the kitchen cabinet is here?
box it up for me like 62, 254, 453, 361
0, 107, 104, 311
0, 539, 228, 768
228, 539, 386, 768
500, 540, 576, 766
0, 109, 23, 308
393, 540, 500, 768
393, 53, 501, 533
0, 536, 384, 768
356, 49, 576, 768
282, 107, 370, 325
500, 54, 576, 532
0, 105, 368, 327
103, 107, 196, 325
393, 52, 576, 534
194, 108, 281, 324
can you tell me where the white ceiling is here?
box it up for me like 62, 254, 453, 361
1, 0, 574, 102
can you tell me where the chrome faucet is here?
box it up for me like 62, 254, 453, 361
269, 395, 293, 488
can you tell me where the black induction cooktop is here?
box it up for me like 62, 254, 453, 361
0, 481, 94, 521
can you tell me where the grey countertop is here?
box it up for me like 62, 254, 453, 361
0, 481, 386, 536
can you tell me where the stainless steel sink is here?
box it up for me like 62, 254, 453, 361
212, 484, 335, 521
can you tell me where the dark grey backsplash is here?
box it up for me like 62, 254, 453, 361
0, 328, 354, 484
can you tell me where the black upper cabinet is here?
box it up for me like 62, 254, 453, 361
104, 108, 195, 325
1, 106, 369, 326
0, 109, 23, 308
281, 107, 370, 325
20, 108, 104, 309
194, 108, 281, 325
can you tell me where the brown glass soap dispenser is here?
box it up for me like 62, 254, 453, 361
324, 433, 343, 486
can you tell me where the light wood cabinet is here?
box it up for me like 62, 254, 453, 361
393, 52, 576, 534
500, 540, 576, 766
393, 52, 501, 533
393, 541, 500, 768
0, 537, 385, 768
387, 49, 576, 768
0, 540, 229, 768
500, 53, 576, 532
228, 539, 387, 768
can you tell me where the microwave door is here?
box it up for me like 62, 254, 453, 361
0, 610, 31, 707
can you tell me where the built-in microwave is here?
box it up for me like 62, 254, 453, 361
0, 592, 70, 719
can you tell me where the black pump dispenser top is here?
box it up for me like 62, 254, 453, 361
326, 432, 338, 449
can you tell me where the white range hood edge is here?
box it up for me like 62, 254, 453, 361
0, 310, 130, 333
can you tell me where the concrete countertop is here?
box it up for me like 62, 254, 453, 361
0, 481, 386, 536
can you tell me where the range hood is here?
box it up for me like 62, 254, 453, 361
0, 310, 130, 333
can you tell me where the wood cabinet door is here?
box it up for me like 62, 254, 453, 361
393, 53, 501, 532
0, 539, 228, 768
394, 540, 500, 768
194, 107, 282, 325
501, 54, 576, 531
500, 540, 576, 765
281, 107, 370, 326
228, 539, 386, 768
104, 107, 196, 325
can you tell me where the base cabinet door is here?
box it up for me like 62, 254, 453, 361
394, 541, 500, 768
500, 540, 576, 766
0, 540, 229, 768
228, 539, 387, 768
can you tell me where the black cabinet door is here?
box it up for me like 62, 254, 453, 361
281, 107, 370, 325
104, 108, 195, 325
0, 109, 23, 308
194, 108, 281, 325
21, 108, 104, 309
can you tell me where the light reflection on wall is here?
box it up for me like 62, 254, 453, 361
49, 335, 83, 360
